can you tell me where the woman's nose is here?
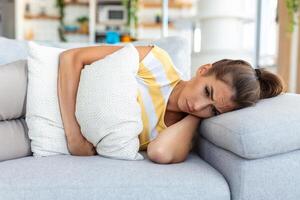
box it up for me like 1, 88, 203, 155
192, 102, 203, 112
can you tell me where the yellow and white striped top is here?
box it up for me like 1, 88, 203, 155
136, 45, 183, 151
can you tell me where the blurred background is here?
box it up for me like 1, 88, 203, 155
0, 0, 299, 93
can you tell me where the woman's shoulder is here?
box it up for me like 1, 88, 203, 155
134, 45, 155, 63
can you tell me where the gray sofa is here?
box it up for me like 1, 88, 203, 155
0, 36, 299, 200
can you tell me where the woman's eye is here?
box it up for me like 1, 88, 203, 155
205, 86, 210, 97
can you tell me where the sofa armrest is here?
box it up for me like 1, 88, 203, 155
197, 93, 300, 160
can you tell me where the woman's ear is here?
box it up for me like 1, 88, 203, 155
197, 63, 212, 76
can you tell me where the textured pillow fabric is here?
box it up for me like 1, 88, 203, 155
199, 93, 300, 159
75, 43, 143, 160
26, 42, 69, 157
0, 60, 32, 161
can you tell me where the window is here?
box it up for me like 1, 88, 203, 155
258, 0, 278, 68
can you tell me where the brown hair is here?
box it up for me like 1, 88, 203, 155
204, 59, 285, 109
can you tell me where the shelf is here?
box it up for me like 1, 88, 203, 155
63, 30, 89, 35
96, 21, 127, 26
139, 22, 175, 29
24, 14, 61, 20
139, 1, 193, 9
64, 1, 89, 6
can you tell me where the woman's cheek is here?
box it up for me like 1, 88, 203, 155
197, 110, 212, 119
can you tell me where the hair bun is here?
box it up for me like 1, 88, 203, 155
257, 68, 285, 99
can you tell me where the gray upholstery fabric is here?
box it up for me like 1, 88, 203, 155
199, 93, 300, 159
0, 60, 28, 120
0, 151, 230, 200
0, 60, 31, 162
197, 136, 300, 200
0, 119, 31, 161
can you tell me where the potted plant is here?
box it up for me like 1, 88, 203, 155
56, 0, 66, 42
122, 0, 139, 39
77, 16, 89, 34
285, 0, 300, 32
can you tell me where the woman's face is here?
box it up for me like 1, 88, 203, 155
177, 64, 237, 118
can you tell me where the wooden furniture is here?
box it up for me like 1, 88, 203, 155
297, 13, 300, 93
277, 0, 300, 93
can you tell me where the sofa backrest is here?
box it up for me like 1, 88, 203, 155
0, 36, 191, 80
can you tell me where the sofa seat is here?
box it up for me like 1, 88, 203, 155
0, 151, 230, 200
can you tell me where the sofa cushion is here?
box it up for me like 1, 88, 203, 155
199, 93, 300, 159
0, 118, 32, 162
0, 152, 230, 200
0, 60, 27, 120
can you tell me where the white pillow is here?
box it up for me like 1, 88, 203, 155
26, 41, 144, 160
75, 43, 144, 160
26, 42, 68, 157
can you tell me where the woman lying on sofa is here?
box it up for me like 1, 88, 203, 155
57, 45, 284, 164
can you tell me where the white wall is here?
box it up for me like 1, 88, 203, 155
191, 0, 256, 76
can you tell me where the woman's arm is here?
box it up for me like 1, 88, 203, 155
147, 114, 201, 164
57, 45, 153, 156
58, 52, 96, 156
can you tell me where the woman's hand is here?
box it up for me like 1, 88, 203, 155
65, 122, 97, 156
67, 133, 97, 156
67, 136, 97, 156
